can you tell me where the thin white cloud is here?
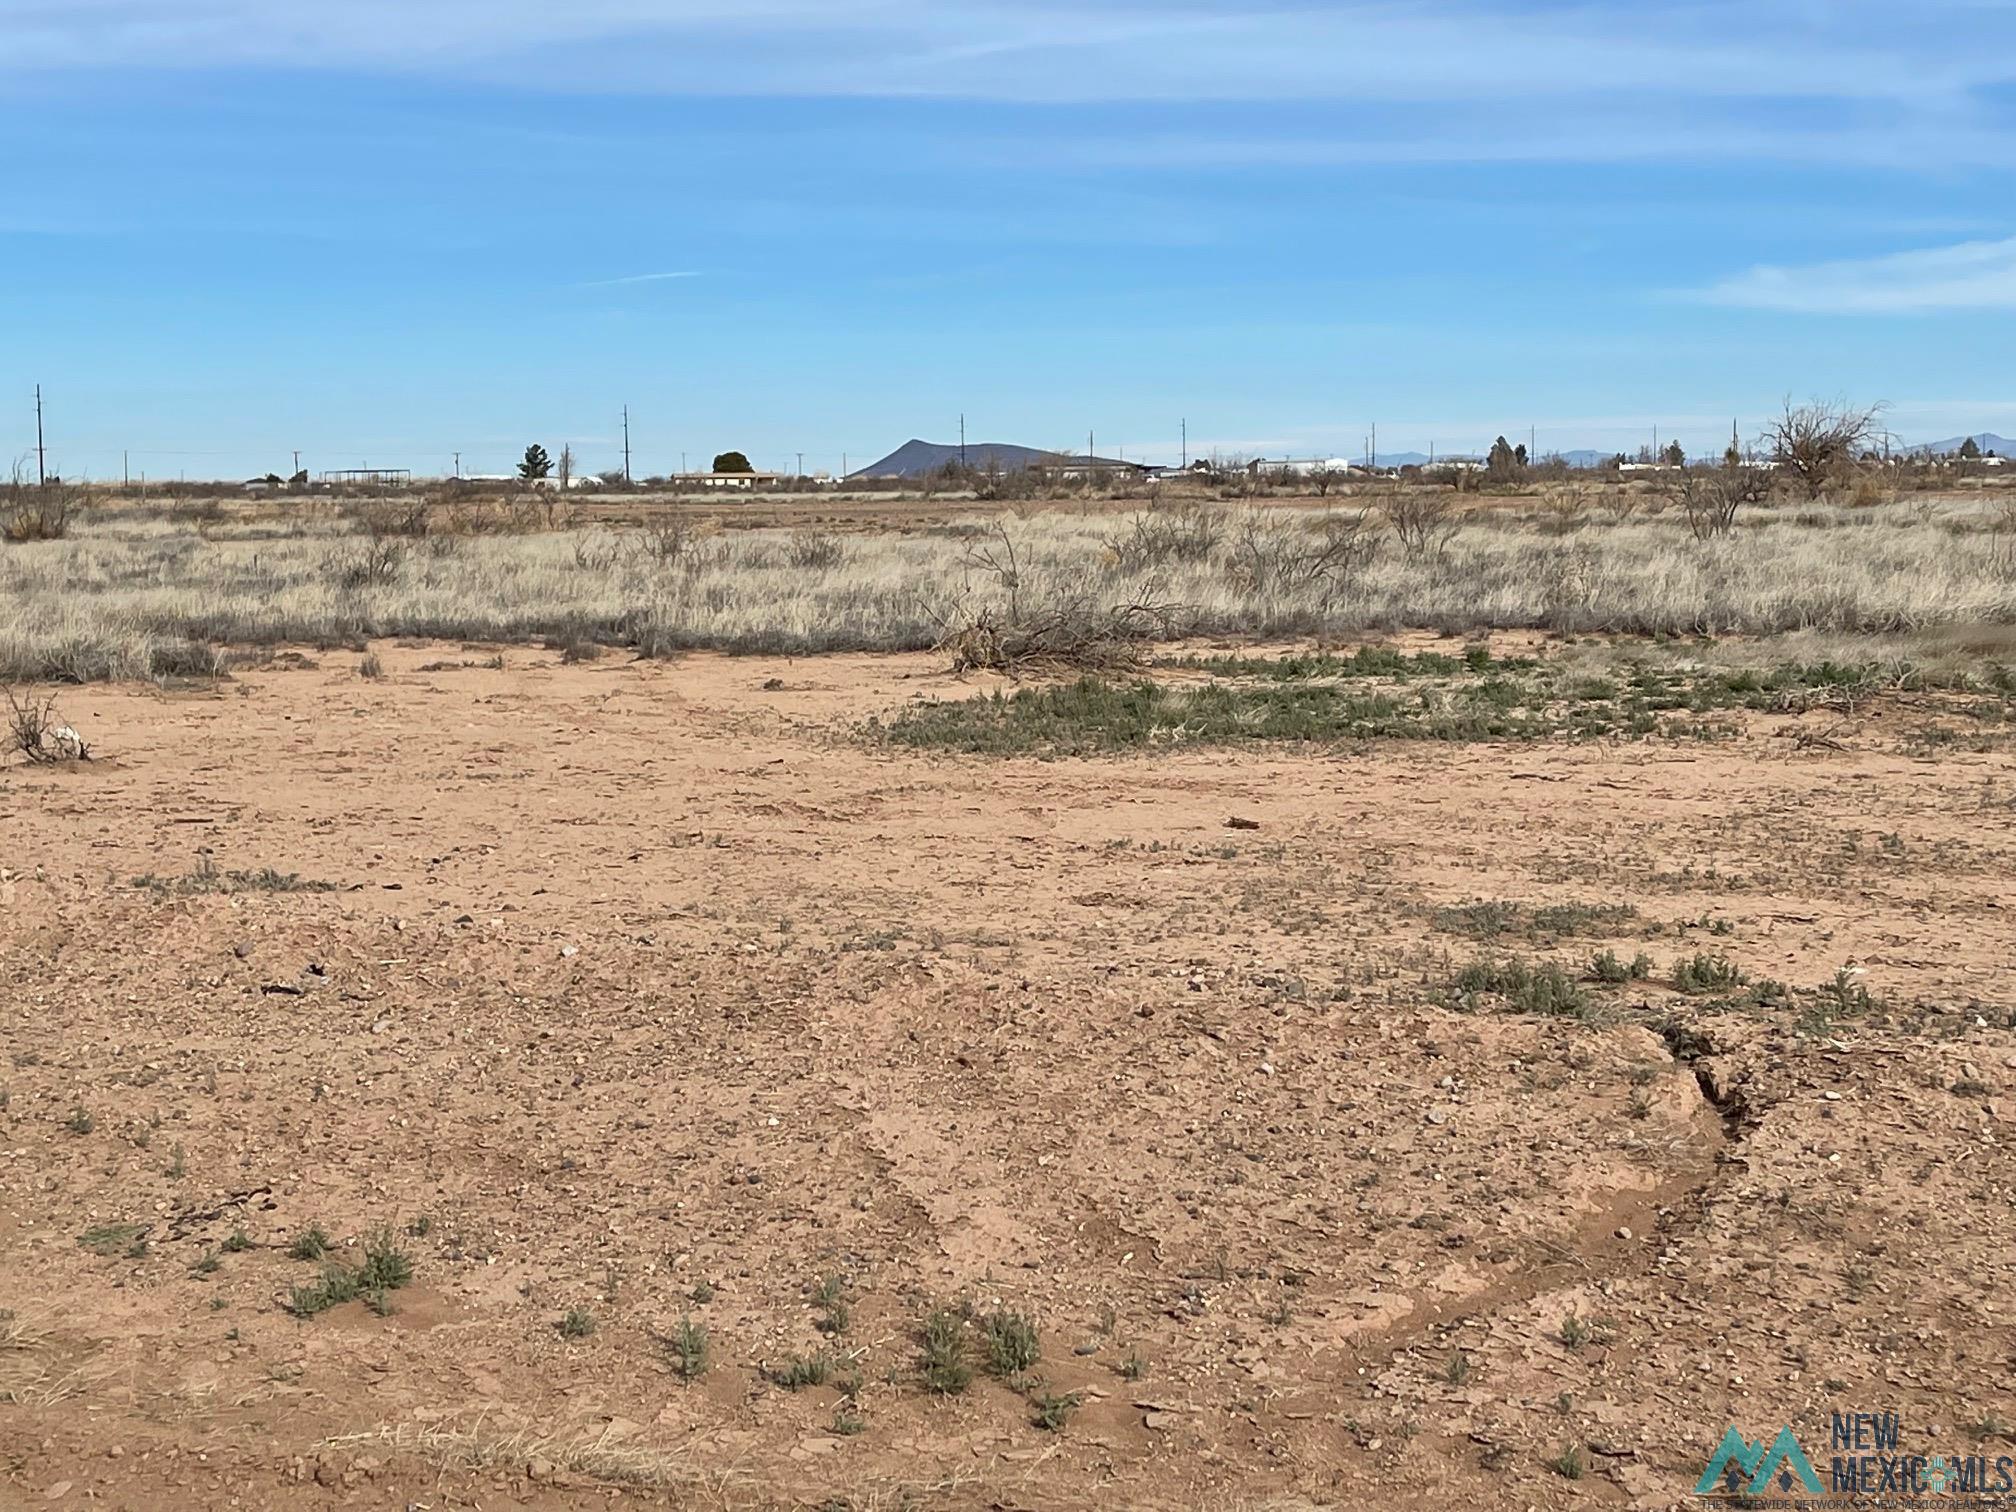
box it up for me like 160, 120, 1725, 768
7, 2, 2016, 175
1699, 236, 2016, 314
8, 1, 2012, 107
576, 270, 703, 287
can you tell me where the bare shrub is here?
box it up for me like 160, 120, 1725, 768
631, 518, 723, 573
1600, 486, 1644, 523
338, 537, 405, 589
3, 687, 90, 763
1382, 491, 1458, 561
442, 497, 543, 536
786, 529, 846, 571
1540, 485, 1590, 532
1224, 511, 1376, 593
1106, 503, 1224, 572
934, 597, 1178, 677
1765, 398, 1885, 498
353, 499, 434, 539
943, 519, 1181, 673
2, 474, 81, 544
572, 533, 622, 572
1667, 467, 1773, 540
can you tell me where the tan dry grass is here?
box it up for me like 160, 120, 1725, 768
3, 494, 2015, 680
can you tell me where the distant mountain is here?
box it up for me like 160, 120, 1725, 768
1913, 433, 2016, 457
852, 439, 1135, 478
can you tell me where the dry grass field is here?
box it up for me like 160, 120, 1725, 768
4, 486, 2016, 1509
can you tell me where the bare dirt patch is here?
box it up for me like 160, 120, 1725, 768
2, 641, 2013, 1509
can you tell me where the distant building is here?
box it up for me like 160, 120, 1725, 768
1248, 457, 1360, 478
460, 474, 605, 489
1030, 455, 1153, 482
670, 471, 786, 490
322, 467, 412, 488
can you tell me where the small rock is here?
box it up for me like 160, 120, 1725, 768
43, 1482, 72, 1501
1424, 1109, 1449, 1126
1615, 1226, 1633, 1241
526, 1456, 555, 1481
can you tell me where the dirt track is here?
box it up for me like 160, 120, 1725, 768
2, 642, 2013, 1510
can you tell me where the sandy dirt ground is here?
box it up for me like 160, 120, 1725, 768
2, 640, 2014, 1510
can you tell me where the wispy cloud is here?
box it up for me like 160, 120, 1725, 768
576, 270, 703, 288
12, 1, 2015, 107
1698, 236, 2016, 314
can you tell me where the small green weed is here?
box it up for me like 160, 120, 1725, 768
666, 1316, 708, 1381
78, 1222, 146, 1257
982, 1309, 1040, 1377
1031, 1389, 1082, 1432
1672, 953, 1745, 994
767, 1351, 832, 1391
921, 1309, 974, 1395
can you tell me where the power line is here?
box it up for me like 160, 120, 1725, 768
35, 384, 46, 485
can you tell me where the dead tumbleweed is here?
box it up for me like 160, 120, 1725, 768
3, 687, 91, 764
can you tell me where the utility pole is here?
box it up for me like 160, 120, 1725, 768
959, 414, 966, 470
1371, 421, 1377, 473
1181, 418, 1187, 468
452, 451, 461, 479
35, 384, 46, 485
123, 450, 129, 488
622, 405, 632, 485
796, 452, 804, 477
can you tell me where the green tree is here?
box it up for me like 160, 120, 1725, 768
1486, 435, 1522, 480
1959, 436, 1982, 460
518, 444, 553, 480
713, 451, 754, 474
1663, 441, 1685, 467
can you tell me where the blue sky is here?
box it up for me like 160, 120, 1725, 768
4, 0, 2015, 478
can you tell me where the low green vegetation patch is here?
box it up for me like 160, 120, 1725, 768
1162, 643, 1531, 681
871, 653, 2012, 758
78, 1222, 149, 1258
132, 858, 337, 896
1431, 899, 1639, 940
1442, 957, 1597, 1019
875, 676, 1659, 756
284, 1226, 414, 1319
